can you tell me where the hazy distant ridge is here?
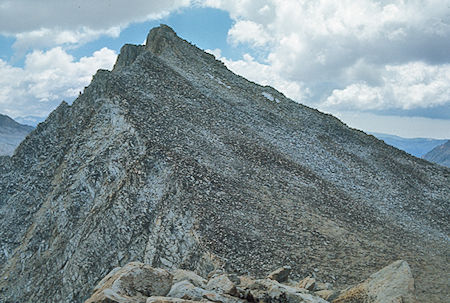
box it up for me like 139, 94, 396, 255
423, 140, 450, 167
0, 114, 34, 156
370, 132, 447, 157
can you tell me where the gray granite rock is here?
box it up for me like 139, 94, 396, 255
86, 262, 173, 303
332, 260, 416, 303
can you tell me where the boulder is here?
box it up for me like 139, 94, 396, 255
315, 290, 339, 301
206, 274, 238, 296
243, 278, 327, 303
202, 292, 245, 303
166, 277, 243, 303
167, 280, 207, 301
315, 282, 331, 291
267, 266, 291, 283
85, 262, 173, 303
298, 277, 316, 291
172, 269, 207, 288
147, 297, 212, 303
332, 260, 417, 303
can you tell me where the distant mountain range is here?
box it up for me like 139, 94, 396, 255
0, 114, 34, 156
14, 115, 46, 127
369, 132, 448, 158
423, 140, 450, 167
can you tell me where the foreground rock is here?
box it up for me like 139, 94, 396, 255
85, 261, 416, 303
86, 262, 173, 303
332, 260, 416, 303
267, 266, 291, 283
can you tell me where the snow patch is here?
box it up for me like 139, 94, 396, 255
262, 92, 280, 103
206, 73, 231, 89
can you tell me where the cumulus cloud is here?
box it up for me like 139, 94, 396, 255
227, 21, 272, 47
12, 27, 121, 55
0, 0, 190, 50
323, 62, 450, 111
201, 0, 450, 117
0, 47, 117, 117
206, 49, 308, 102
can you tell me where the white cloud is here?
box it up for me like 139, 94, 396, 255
323, 62, 450, 111
12, 27, 121, 56
0, 47, 117, 117
207, 49, 309, 102
228, 21, 272, 47
0, 0, 191, 50
201, 0, 450, 117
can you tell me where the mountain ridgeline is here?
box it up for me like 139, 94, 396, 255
0, 25, 448, 302
424, 140, 450, 167
369, 132, 447, 158
0, 113, 34, 156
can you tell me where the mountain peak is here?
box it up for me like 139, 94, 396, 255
145, 24, 179, 55
0, 25, 449, 303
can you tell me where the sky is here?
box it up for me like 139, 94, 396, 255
0, 0, 449, 139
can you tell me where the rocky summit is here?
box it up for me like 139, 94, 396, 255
0, 25, 448, 303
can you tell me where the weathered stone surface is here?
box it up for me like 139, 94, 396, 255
243, 278, 325, 303
85, 262, 173, 303
267, 266, 291, 283
172, 269, 207, 288
315, 289, 338, 301
147, 297, 210, 303
333, 260, 417, 303
113, 44, 146, 72
367, 260, 416, 303
206, 274, 237, 296
167, 281, 207, 301
315, 282, 331, 291
84, 263, 421, 303
202, 292, 244, 303
298, 277, 316, 291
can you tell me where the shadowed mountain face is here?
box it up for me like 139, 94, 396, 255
0, 25, 449, 303
424, 140, 450, 167
0, 114, 34, 156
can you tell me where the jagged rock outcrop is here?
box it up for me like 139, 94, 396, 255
84, 261, 416, 303
0, 113, 34, 156
423, 140, 450, 167
0, 25, 449, 302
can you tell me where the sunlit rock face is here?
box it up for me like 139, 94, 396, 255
0, 25, 448, 303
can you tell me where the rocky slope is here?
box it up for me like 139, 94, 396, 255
423, 140, 450, 167
0, 25, 448, 303
0, 113, 34, 155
